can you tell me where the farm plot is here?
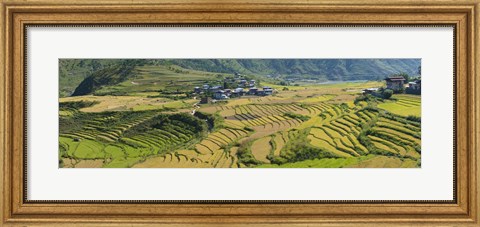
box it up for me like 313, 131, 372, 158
60, 68, 420, 168
250, 137, 273, 163
192, 128, 248, 166
377, 94, 421, 117
60, 111, 157, 143
133, 128, 249, 168
271, 133, 286, 156
60, 111, 210, 168
306, 106, 419, 161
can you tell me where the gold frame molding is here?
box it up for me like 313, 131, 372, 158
1, 0, 479, 225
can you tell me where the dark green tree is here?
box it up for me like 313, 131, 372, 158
382, 89, 393, 99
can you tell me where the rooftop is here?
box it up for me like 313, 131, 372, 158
385, 76, 406, 81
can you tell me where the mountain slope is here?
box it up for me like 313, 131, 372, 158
71, 64, 136, 96
61, 59, 420, 97
169, 59, 420, 80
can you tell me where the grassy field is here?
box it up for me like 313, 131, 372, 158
377, 94, 421, 117
59, 65, 421, 168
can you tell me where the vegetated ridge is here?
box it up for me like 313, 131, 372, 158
62, 59, 420, 97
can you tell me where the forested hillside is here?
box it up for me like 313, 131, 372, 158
60, 59, 420, 97
169, 59, 420, 80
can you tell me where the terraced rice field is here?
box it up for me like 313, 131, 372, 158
60, 80, 421, 168
251, 137, 273, 163
305, 106, 420, 160
59, 111, 211, 168
377, 94, 421, 117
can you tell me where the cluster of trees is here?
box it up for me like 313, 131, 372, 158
378, 88, 394, 99
269, 129, 338, 165
354, 89, 394, 105
124, 113, 208, 138
194, 111, 224, 130
283, 112, 311, 122
236, 140, 263, 166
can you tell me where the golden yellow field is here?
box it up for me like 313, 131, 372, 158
60, 95, 196, 112
251, 137, 273, 163
60, 80, 421, 168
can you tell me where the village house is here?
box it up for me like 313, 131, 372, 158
234, 87, 244, 94
195, 82, 271, 102
385, 76, 406, 92
200, 97, 212, 104
406, 79, 421, 95
213, 90, 229, 100
263, 86, 273, 96
247, 87, 258, 95
248, 80, 256, 87
408, 79, 421, 90
238, 79, 247, 87
230, 88, 244, 98
209, 85, 222, 93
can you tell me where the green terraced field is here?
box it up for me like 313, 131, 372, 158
59, 61, 421, 168
377, 94, 421, 117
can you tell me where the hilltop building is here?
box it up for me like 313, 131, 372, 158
385, 76, 406, 92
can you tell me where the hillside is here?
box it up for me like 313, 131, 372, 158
168, 59, 420, 80
61, 59, 420, 97
71, 64, 136, 96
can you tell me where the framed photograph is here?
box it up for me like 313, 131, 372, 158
1, 0, 479, 225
